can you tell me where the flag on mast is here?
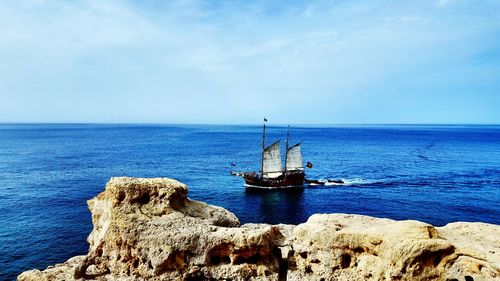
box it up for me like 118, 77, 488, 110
264, 117, 267, 122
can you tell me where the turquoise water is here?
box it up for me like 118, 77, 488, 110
0, 124, 499, 279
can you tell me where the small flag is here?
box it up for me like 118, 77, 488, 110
306, 161, 313, 168
264, 117, 267, 122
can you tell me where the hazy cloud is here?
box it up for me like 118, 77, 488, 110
0, 0, 498, 123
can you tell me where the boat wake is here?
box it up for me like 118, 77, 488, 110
306, 177, 378, 187
329, 178, 376, 186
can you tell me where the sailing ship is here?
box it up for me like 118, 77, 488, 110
233, 119, 310, 189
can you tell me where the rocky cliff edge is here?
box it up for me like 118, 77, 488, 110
18, 177, 500, 281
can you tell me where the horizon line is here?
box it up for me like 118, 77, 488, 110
0, 122, 499, 127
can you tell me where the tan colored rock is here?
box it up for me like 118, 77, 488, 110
287, 214, 499, 280
18, 177, 500, 281
18, 256, 86, 281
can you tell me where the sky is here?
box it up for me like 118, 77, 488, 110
0, 0, 499, 124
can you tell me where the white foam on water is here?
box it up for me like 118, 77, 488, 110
339, 178, 376, 186
315, 177, 377, 186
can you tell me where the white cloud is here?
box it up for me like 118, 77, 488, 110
0, 0, 498, 123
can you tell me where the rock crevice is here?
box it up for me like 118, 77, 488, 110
18, 177, 500, 281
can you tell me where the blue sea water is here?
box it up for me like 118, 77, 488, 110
0, 124, 499, 280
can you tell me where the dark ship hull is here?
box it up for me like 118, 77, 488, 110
243, 171, 305, 189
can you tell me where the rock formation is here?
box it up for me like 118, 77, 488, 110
18, 177, 500, 281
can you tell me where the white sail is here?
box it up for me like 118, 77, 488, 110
286, 143, 303, 171
263, 140, 282, 178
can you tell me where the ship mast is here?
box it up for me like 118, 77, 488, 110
261, 118, 266, 177
284, 125, 290, 176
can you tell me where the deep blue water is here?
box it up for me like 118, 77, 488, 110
0, 124, 499, 280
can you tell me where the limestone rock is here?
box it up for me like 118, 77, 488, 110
18, 177, 500, 281
18, 256, 86, 281
287, 214, 499, 281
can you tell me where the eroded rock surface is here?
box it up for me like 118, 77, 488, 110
18, 177, 500, 281
288, 214, 499, 281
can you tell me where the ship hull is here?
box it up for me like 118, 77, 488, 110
243, 171, 305, 189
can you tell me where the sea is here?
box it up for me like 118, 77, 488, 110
0, 124, 499, 280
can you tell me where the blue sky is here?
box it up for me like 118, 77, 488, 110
0, 0, 498, 124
